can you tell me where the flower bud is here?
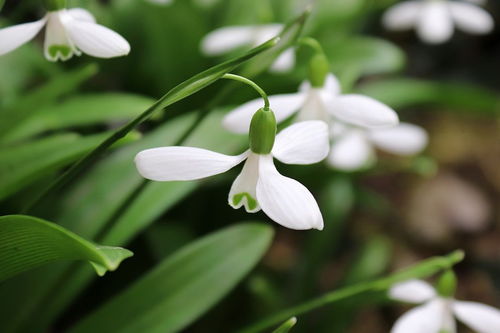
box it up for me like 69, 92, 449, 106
308, 53, 330, 88
249, 108, 276, 154
43, 0, 66, 11
436, 270, 457, 298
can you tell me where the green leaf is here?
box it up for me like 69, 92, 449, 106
272, 318, 297, 333
237, 250, 464, 333
0, 110, 246, 333
0, 40, 59, 108
325, 36, 405, 76
0, 131, 136, 200
4, 93, 155, 143
70, 223, 273, 333
0, 215, 132, 282
0, 64, 98, 136
357, 78, 500, 114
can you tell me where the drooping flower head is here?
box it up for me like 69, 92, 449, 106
0, 0, 130, 61
222, 70, 418, 170
389, 271, 500, 333
201, 23, 295, 73
135, 106, 329, 230
383, 0, 494, 44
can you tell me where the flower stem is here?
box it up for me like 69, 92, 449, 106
298, 37, 326, 55
236, 250, 464, 333
222, 74, 270, 110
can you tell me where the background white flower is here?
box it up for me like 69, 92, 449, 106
0, 8, 130, 61
389, 279, 500, 333
200, 23, 295, 73
223, 73, 399, 134
328, 122, 428, 170
383, 0, 494, 44
135, 121, 329, 230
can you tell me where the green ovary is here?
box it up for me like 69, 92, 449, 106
233, 192, 258, 211
49, 45, 71, 59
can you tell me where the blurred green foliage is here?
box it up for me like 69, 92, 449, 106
0, 0, 498, 332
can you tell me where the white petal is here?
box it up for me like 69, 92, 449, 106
296, 89, 331, 123
449, 2, 494, 35
135, 147, 247, 181
389, 279, 437, 303
44, 13, 79, 62
299, 73, 342, 96
200, 26, 258, 55
453, 301, 500, 333
0, 18, 46, 56
66, 8, 96, 23
369, 122, 428, 155
269, 47, 295, 73
330, 94, 399, 128
327, 129, 374, 171
222, 93, 305, 134
256, 155, 323, 230
272, 121, 329, 165
382, 1, 422, 30
417, 1, 454, 44
61, 14, 130, 58
323, 73, 342, 96
391, 300, 445, 333
296, 74, 342, 122
228, 152, 261, 213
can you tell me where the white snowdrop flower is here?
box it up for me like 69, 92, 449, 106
389, 279, 500, 333
201, 23, 295, 73
223, 73, 399, 134
382, 0, 494, 44
135, 117, 329, 230
0, 7, 130, 61
328, 122, 428, 171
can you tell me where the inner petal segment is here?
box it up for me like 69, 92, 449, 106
228, 153, 261, 213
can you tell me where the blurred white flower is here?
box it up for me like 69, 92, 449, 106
0, 8, 130, 61
328, 122, 428, 171
201, 24, 295, 73
223, 74, 399, 134
383, 0, 494, 44
135, 120, 328, 230
389, 279, 500, 333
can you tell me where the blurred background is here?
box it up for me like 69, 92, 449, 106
0, 0, 499, 332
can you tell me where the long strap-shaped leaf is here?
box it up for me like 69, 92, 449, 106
237, 250, 464, 333
69, 223, 273, 333
23, 38, 278, 213
0, 215, 133, 282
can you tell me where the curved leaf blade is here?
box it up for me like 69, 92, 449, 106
4, 93, 155, 143
0, 215, 133, 282
272, 317, 297, 333
70, 223, 273, 333
0, 131, 137, 200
